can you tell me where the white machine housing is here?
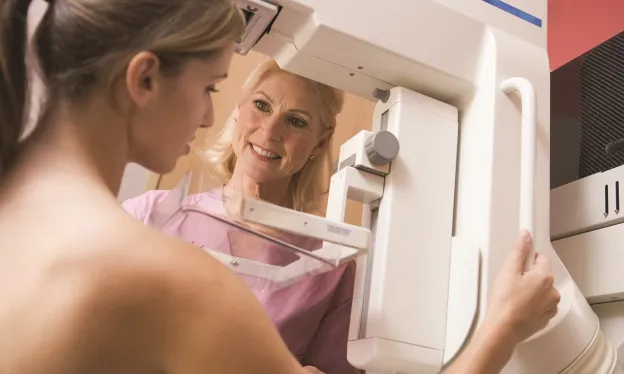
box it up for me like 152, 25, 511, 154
236, 0, 622, 372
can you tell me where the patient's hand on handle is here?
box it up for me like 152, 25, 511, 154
485, 231, 561, 344
444, 230, 561, 374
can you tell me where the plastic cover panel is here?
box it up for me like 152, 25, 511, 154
146, 171, 343, 293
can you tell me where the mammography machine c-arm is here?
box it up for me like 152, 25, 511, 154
228, 0, 622, 372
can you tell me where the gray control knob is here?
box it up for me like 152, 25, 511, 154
365, 131, 399, 165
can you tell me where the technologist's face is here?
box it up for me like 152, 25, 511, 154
127, 45, 234, 174
232, 73, 326, 183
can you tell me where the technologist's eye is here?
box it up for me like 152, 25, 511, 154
253, 99, 270, 112
206, 85, 219, 93
287, 116, 307, 128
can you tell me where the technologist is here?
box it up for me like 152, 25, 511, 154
0, 0, 560, 372
123, 56, 362, 373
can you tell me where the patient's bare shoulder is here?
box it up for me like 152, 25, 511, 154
58, 224, 300, 374
37, 229, 187, 373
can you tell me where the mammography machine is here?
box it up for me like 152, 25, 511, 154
218, 0, 624, 373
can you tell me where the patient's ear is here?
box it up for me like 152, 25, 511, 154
125, 51, 162, 108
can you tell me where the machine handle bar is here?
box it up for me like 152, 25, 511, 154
501, 77, 537, 271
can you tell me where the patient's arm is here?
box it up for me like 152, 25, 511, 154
444, 320, 515, 374
160, 240, 302, 373
75, 228, 303, 374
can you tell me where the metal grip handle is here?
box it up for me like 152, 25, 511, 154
502, 77, 537, 271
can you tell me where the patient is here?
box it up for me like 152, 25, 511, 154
122, 58, 359, 373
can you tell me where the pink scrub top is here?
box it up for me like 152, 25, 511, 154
122, 189, 361, 374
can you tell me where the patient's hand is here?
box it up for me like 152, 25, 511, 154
302, 366, 325, 374
486, 230, 561, 345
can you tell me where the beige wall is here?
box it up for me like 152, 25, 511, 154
157, 51, 375, 224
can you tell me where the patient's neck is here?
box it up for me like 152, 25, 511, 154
226, 168, 293, 209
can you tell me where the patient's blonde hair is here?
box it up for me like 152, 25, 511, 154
204, 58, 344, 214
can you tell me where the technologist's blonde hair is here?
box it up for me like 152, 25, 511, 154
204, 58, 344, 214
